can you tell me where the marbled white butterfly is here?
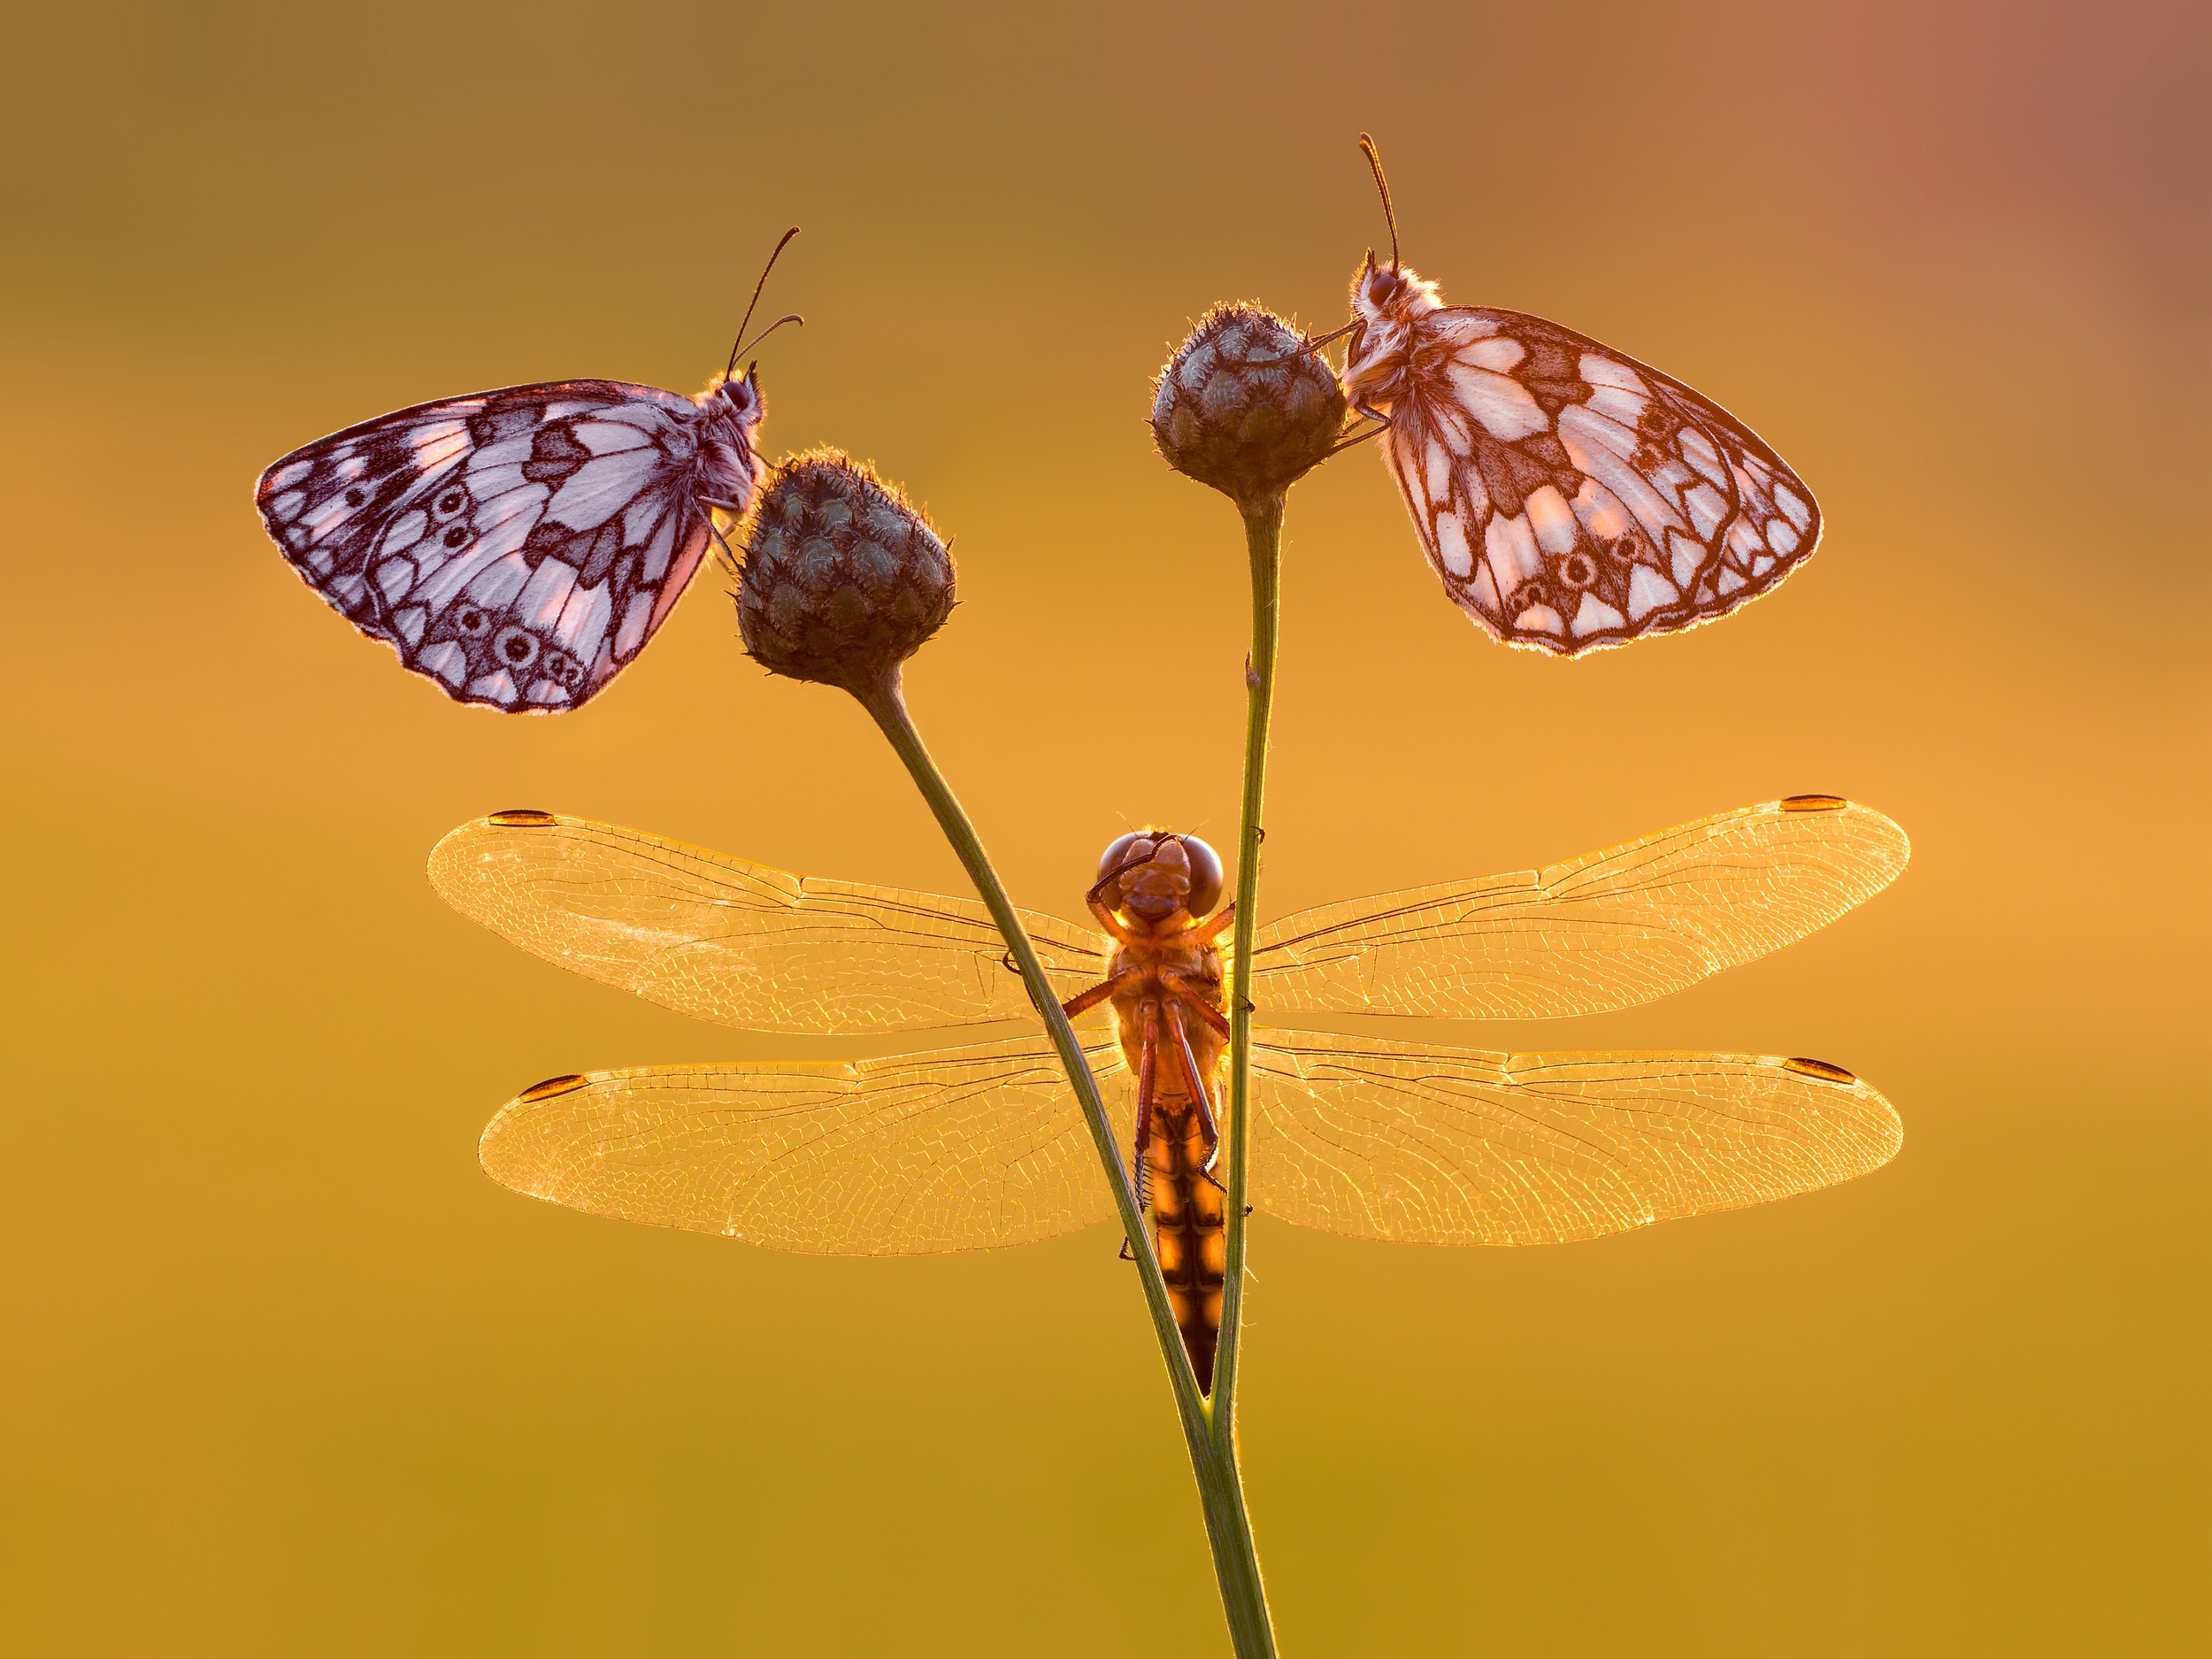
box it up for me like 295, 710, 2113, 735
254, 230, 802, 711
1338, 136, 1820, 656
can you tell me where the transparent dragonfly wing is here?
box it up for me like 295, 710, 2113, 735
1248, 1030, 1899, 1245
480, 1034, 1133, 1253
1243, 797, 1908, 1021
428, 812, 1110, 1034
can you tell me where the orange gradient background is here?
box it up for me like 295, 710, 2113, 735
3, 3, 2204, 1654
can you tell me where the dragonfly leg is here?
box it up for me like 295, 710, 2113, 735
1191, 900, 1236, 945
1060, 975, 1123, 1020
1161, 972, 1231, 1039
1165, 1002, 1227, 1191
1086, 841, 1174, 941
1131, 1003, 1159, 1213
1119, 1013, 1161, 1261
1087, 895, 1138, 945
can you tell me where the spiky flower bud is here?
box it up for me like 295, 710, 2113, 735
736, 451, 956, 693
1151, 303, 1347, 505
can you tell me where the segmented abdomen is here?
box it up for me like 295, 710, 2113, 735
1147, 1083, 1226, 1394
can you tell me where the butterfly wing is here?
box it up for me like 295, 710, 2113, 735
1248, 1032, 1897, 1244
1241, 797, 1908, 1021
428, 811, 1112, 1034
255, 380, 714, 710
480, 1034, 1131, 1252
1383, 308, 1819, 653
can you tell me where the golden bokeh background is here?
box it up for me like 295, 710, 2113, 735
4, 2, 2204, 1653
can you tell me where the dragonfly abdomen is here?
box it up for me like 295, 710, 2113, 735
1148, 1086, 1227, 1394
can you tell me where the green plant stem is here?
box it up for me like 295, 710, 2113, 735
1210, 490, 1282, 1443
856, 672, 1277, 1659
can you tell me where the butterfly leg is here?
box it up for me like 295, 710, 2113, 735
694, 497, 745, 573
1118, 1005, 1161, 1259
1325, 409, 1392, 458
1165, 1002, 1226, 1190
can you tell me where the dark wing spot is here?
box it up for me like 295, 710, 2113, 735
1780, 794, 1848, 811
1505, 572, 1555, 613
344, 488, 365, 507
1472, 434, 1557, 516
365, 472, 413, 516
1519, 338, 1583, 384
488, 809, 559, 826
519, 1074, 588, 1101
493, 626, 541, 667
1523, 434, 1572, 472
524, 521, 572, 561
357, 434, 414, 482
577, 520, 625, 588
1784, 1056, 1857, 1085
521, 422, 591, 484
477, 396, 545, 442
1522, 378, 1590, 416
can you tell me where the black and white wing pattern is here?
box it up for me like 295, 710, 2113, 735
255, 380, 726, 711
1386, 309, 1819, 654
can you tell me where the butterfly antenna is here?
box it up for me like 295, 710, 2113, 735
1357, 132, 1400, 271
733, 312, 805, 363
725, 226, 801, 380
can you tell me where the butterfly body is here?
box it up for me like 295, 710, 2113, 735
256, 369, 764, 711
1343, 247, 1820, 655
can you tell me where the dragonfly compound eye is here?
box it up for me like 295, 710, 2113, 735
1178, 835, 1224, 916
1095, 832, 1157, 910
1098, 832, 1152, 885
1109, 832, 1208, 922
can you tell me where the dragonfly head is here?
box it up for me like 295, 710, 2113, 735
1096, 830, 1223, 925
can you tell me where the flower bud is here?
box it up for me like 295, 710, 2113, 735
735, 451, 956, 692
1151, 303, 1348, 505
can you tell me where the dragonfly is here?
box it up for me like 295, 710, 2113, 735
429, 795, 1909, 1394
